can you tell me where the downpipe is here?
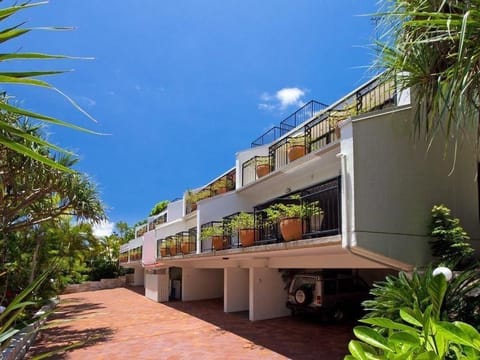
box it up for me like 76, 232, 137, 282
336, 152, 407, 271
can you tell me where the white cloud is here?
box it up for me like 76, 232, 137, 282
276, 88, 305, 109
259, 87, 307, 112
92, 221, 114, 237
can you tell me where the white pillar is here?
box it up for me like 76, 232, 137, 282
145, 269, 169, 302
224, 268, 249, 312
133, 267, 145, 286
249, 267, 290, 321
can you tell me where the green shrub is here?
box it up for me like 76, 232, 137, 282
430, 205, 475, 270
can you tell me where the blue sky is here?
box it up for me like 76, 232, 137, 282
6, 0, 379, 234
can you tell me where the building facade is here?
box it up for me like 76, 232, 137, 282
120, 74, 480, 321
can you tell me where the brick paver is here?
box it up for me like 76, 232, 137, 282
28, 287, 353, 359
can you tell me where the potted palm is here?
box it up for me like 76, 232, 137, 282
265, 197, 322, 241
229, 212, 257, 247
287, 135, 306, 162
201, 225, 226, 250
255, 156, 271, 178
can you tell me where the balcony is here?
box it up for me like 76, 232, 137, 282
148, 213, 167, 231
119, 252, 129, 263
129, 246, 143, 261
251, 100, 327, 147
200, 221, 230, 252
157, 228, 197, 258
242, 76, 396, 186
196, 177, 340, 254
253, 177, 341, 244
185, 169, 236, 214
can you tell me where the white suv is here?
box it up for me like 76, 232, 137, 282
286, 271, 369, 321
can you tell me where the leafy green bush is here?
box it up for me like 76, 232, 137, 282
430, 205, 475, 270
346, 274, 480, 359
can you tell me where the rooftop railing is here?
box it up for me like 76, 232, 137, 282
242, 76, 397, 185
251, 100, 327, 147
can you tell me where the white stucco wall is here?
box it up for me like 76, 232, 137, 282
224, 268, 249, 312
142, 231, 156, 265
249, 267, 290, 321
167, 199, 183, 221
182, 268, 223, 301
145, 270, 169, 302
236, 144, 270, 188
349, 107, 480, 266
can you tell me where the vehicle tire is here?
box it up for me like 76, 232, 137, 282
331, 305, 345, 322
294, 286, 313, 306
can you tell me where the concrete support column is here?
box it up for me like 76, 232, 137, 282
224, 268, 249, 313
182, 268, 223, 301
133, 267, 145, 286
249, 267, 290, 321
145, 269, 169, 302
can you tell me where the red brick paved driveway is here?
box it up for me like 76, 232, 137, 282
28, 287, 354, 359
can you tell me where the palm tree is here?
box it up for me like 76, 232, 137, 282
0, 1, 98, 171
376, 0, 480, 162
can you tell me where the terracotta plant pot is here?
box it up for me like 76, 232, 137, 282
160, 248, 167, 257
181, 242, 192, 254
239, 228, 257, 247
191, 203, 197, 211
169, 245, 177, 256
214, 187, 227, 195
280, 217, 303, 241
288, 145, 306, 162
256, 164, 271, 178
211, 235, 225, 250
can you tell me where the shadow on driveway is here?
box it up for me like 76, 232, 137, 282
164, 298, 354, 360
27, 299, 114, 359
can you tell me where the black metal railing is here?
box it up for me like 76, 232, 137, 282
242, 77, 397, 181
279, 100, 328, 132
148, 213, 167, 231
200, 221, 230, 252
221, 212, 252, 249
251, 126, 288, 148
241, 155, 272, 186
253, 177, 341, 244
251, 100, 327, 147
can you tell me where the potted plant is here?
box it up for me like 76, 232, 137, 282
159, 240, 168, 257
201, 225, 226, 250
166, 237, 178, 256
212, 177, 234, 195
179, 233, 193, 254
255, 156, 271, 178
287, 135, 306, 162
229, 212, 257, 247
265, 196, 323, 241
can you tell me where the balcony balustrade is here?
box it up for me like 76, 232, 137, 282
157, 227, 197, 258
200, 221, 230, 252
253, 177, 341, 244
241, 155, 272, 186
242, 77, 397, 185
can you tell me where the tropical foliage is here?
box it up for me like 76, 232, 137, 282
0, 1, 98, 171
430, 204, 476, 270
149, 200, 169, 216
346, 274, 480, 359
376, 0, 480, 159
